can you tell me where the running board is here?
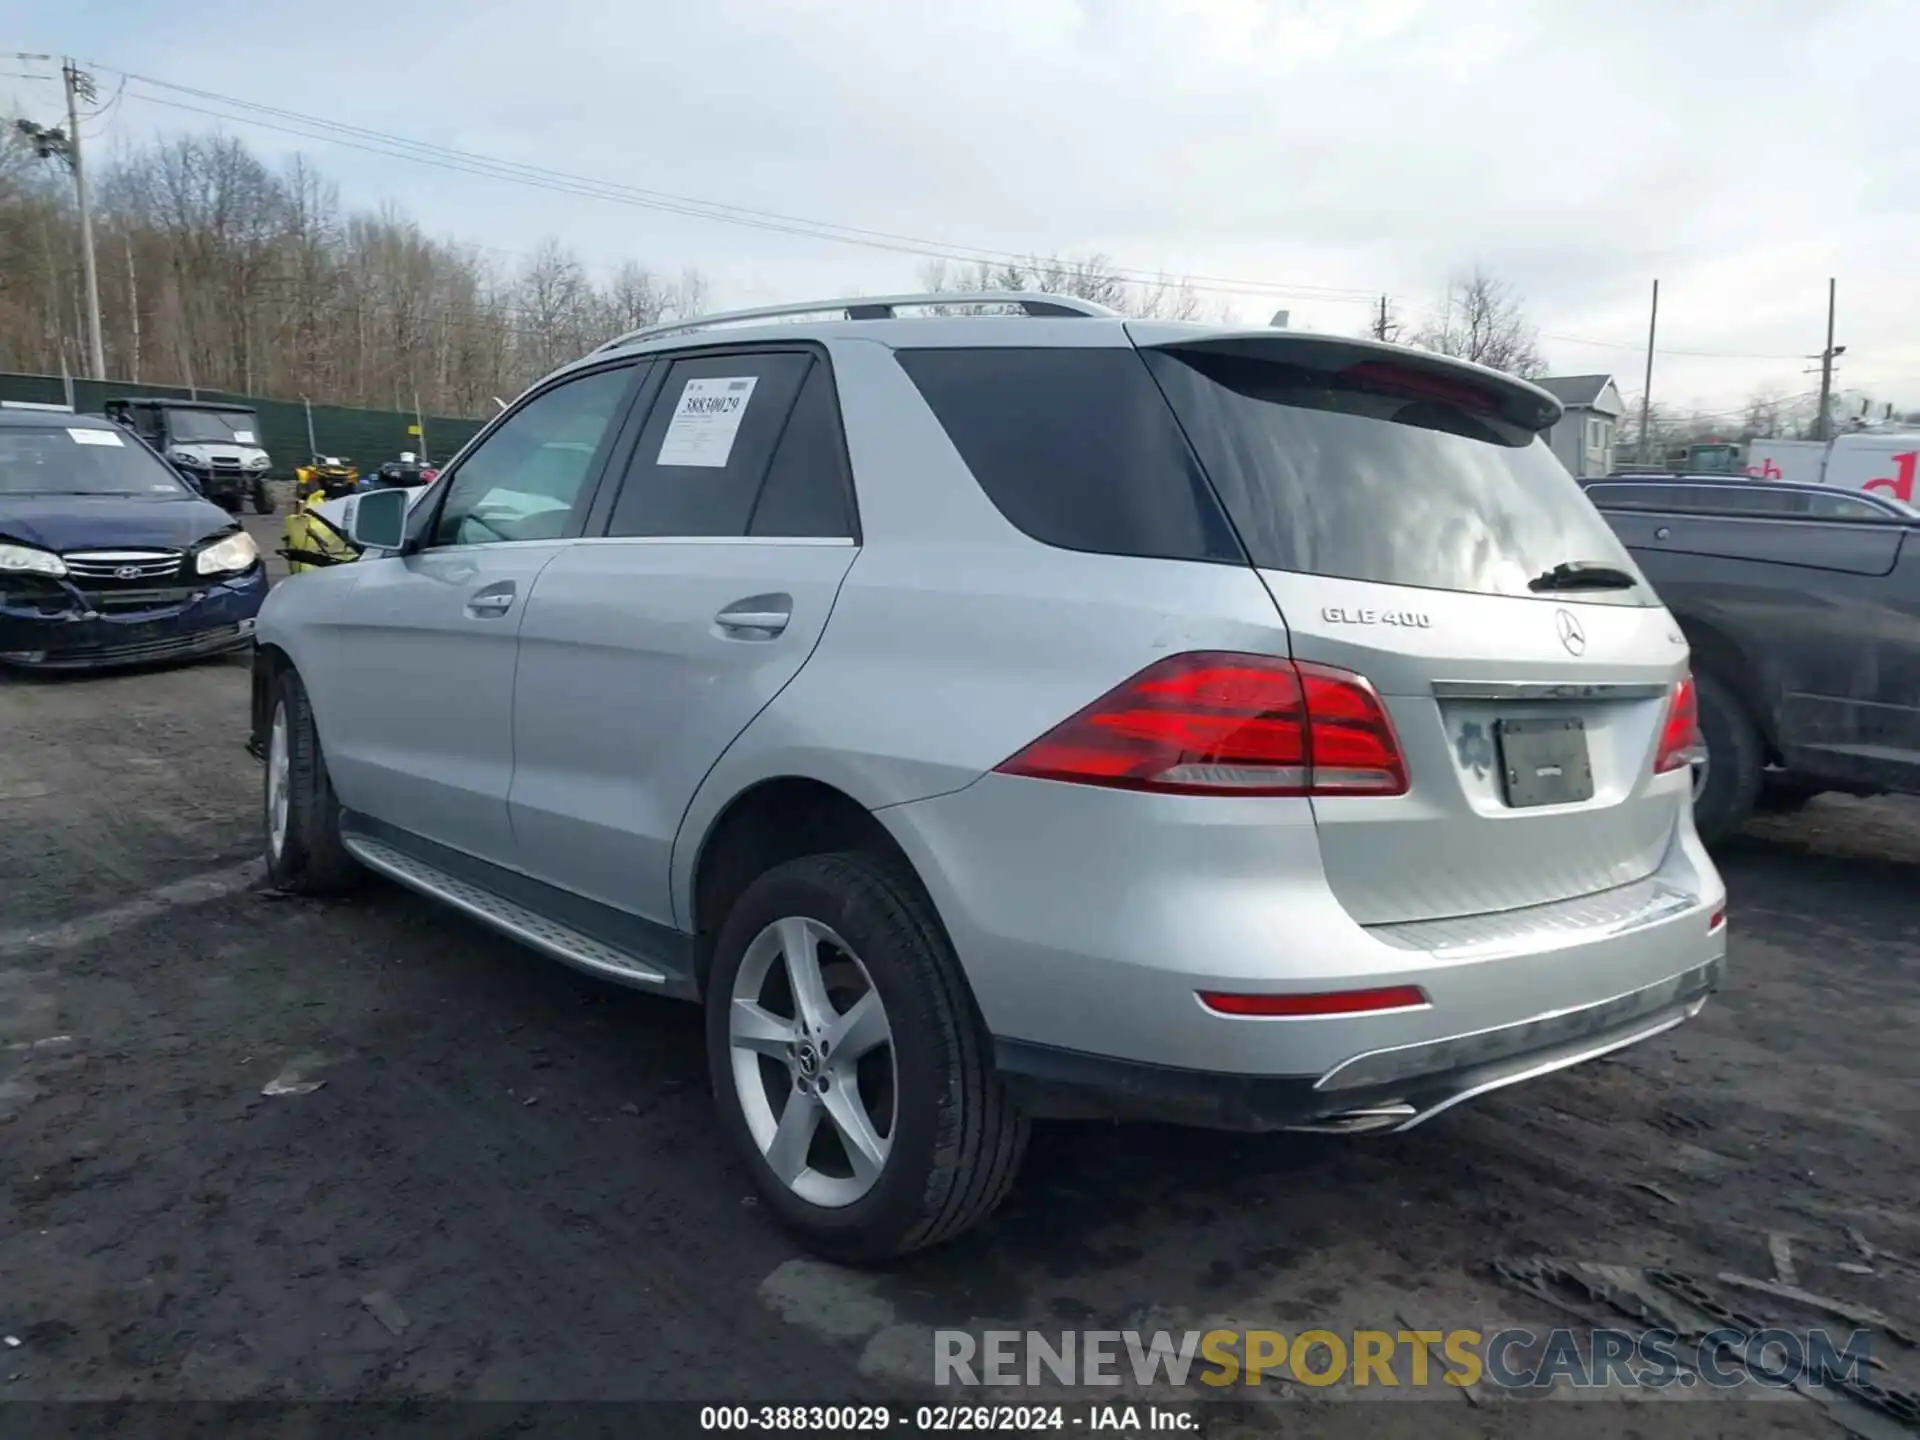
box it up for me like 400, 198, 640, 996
340, 833, 671, 988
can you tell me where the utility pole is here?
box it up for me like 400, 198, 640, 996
1638, 279, 1658, 465
60, 60, 107, 380
1814, 277, 1839, 443
1375, 295, 1389, 341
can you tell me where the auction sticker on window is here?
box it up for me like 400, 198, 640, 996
657, 376, 757, 468
69, 428, 125, 447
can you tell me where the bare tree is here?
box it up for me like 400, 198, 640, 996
1410, 268, 1547, 378
1740, 389, 1785, 440
0, 127, 712, 415
919, 254, 1205, 320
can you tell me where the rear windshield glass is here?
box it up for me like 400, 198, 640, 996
0, 426, 190, 497
1143, 348, 1653, 603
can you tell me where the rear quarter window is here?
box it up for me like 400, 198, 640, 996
893, 347, 1244, 564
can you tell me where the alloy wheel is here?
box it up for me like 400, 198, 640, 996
728, 916, 897, 1208
267, 701, 291, 859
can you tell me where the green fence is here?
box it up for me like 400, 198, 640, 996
0, 372, 488, 478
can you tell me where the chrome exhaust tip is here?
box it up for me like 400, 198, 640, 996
1284, 1103, 1418, 1135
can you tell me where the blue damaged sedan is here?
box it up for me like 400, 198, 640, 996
0, 409, 267, 671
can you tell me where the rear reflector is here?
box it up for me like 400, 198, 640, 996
994, 652, 1409, 797
1709, 908, 1726, 934
1198, 985, 1430, 1018
1654, 672, 1702, 774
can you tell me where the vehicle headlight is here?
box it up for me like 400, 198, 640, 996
196, 531, 260, 575
169, 449, 197, 466
246, 455, 271, 470
0, 542, 67, 578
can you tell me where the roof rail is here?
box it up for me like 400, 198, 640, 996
595, 290, 1120, 354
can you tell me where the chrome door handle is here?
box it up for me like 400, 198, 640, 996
466, 582, 516, 618
716, 594, 791, 637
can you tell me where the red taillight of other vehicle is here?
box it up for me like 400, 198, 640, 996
1653, 672, 1702, 774
420, 468, 439, 483
993, 652, 1408, 797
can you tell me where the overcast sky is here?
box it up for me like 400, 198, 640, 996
11, 0, 1919, 415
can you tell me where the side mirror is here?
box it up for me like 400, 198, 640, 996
346, 485, 410, 551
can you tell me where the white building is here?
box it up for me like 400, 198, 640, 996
1536, 375, 1627, 478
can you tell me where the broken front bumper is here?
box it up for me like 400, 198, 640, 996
0, 567, 267, 671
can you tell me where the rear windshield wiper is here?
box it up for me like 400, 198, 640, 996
1528, 561, 1639, 593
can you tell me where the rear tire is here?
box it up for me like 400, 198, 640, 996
263, 667, 362, 895
1692, 671, 1764, 845
706, 852, 1028, 1263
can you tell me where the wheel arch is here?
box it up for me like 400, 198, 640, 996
249, 641, 292, 758
684, 775, 943, 997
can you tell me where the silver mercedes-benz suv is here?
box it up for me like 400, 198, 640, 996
250, 292, 1726, 1261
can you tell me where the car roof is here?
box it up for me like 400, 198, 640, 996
1593, 474, 1850, 496
0, 409, 114, 430
105, 397, 258, 413
564, 302, 1565, 431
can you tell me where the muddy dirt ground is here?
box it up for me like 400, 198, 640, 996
1, 522, 1915, 1437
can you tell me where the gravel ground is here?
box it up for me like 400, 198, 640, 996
1, 532, 1915, 1436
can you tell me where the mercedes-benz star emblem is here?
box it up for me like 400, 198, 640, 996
1555, 608, 1587, 656
115, 565, 142, 579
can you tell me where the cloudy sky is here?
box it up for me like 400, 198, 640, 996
10, 0, 1919, 414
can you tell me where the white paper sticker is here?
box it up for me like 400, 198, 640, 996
233, 430, 257, 444
70, 428, 125, 447
656, 377, 757, 469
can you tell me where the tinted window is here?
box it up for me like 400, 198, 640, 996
749, 364, 855, 539
895, 348, 1242, 563
432, 365, 633, 547
1586, 484, 1681, 511
1143, 349, 1652, 603
1808, 492, 1891, 520
606, 353, 810, 538
0, 425, 191, 497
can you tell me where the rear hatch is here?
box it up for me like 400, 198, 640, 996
1137, 330, 1688, 925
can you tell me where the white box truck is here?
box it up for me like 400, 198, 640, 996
1746, 432, 1920, 501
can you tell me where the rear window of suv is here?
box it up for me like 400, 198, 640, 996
1141, 347, 1652, 603
901, 343, 1648, 602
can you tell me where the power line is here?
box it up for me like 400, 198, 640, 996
111, 74, 1382, 308
72, 60, 1852, 365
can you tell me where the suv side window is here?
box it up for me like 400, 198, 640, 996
749, 362, 856, 538
606, 352, 811, 537
430, 365, 635, 547
1808, 492, 1887, 520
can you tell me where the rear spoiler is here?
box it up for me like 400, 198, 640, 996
1125, 324, 1565, 434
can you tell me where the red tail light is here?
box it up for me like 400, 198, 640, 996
994, 652, 1408, 797
421, 468, 439, 483
1654, 672, 1702, 774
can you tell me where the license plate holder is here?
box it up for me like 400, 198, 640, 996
1496, 717, 1595, 808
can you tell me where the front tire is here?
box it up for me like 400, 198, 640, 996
707, 852, 1028, 1263
252, 479, 277, 515
263, 667, 362, 894
1692, 671, 1764, 845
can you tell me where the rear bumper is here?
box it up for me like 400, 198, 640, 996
0, 567, 266, 671
995, 954, 1721, 1133
878, 770, 1726, 1130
